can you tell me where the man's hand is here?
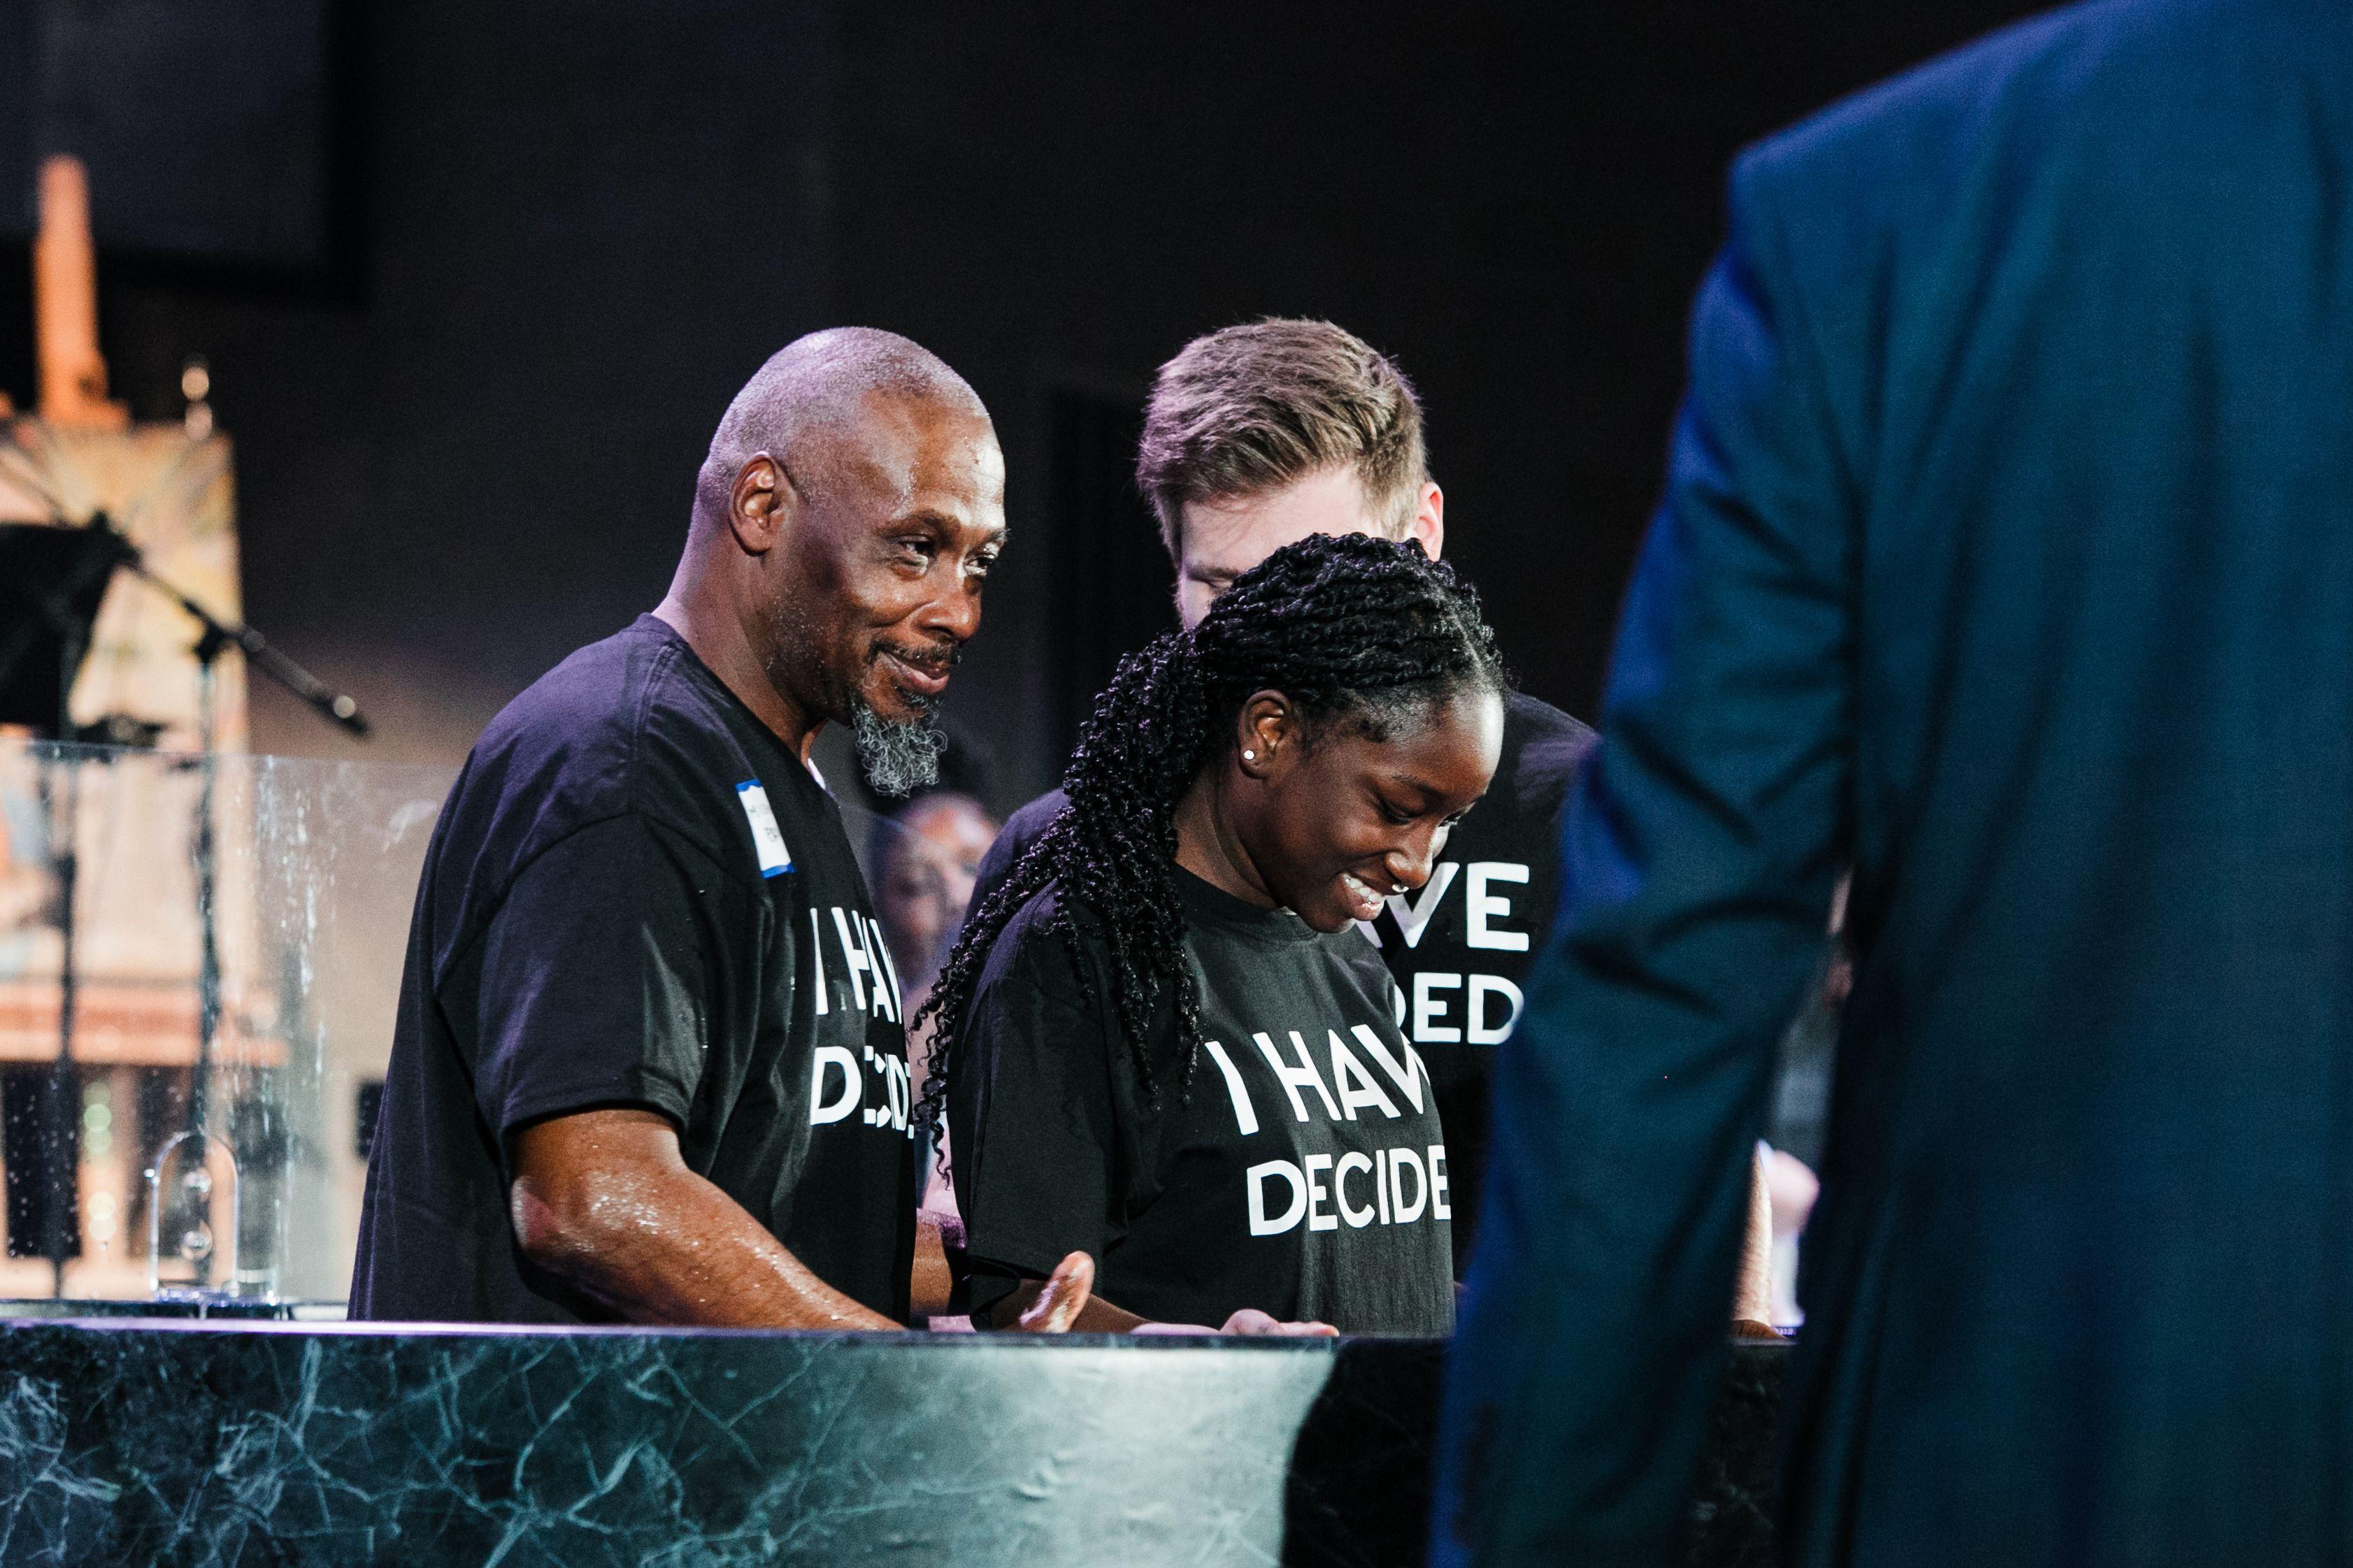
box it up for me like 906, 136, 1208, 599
510, 1107, 896, 1330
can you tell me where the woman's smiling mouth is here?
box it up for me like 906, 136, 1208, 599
1338, 870, 1394, 922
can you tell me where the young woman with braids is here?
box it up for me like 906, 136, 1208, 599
919, 533, 1503, 1335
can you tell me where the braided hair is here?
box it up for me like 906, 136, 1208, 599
912, 531, 1507, 1144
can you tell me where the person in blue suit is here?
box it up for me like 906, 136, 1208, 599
1435, 1, 2353, 1563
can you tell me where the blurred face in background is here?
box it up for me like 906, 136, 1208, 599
875, 792, 1000, 993
1171, 467, 1444, 630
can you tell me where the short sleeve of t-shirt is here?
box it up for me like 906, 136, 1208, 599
469, 812, 724, 1140
952, 917, 1124, 1318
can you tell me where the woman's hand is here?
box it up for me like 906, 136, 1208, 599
1131, 1309, 1338, 1337
1218, 1309, 1338, 1337
978, 1265, 1336, 1335
1006, 1252, 1096, 1332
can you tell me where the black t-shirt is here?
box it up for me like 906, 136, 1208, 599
350, 616, 917, 1323
1368, 691, 1592, 1271
970, 691, 1592, 1276
949, 868, 1454, 1335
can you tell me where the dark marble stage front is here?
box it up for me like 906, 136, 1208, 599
0, 1321, 1781, 1566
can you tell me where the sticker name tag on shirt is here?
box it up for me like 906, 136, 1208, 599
736, 780, 793, 877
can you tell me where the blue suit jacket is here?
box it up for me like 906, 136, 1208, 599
1436, 1, 2353, 1563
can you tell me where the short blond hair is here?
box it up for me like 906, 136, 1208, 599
1136, 319, 1428, 558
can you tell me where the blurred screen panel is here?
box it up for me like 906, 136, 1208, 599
1, 0, 329, 268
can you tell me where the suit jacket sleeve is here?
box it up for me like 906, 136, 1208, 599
1433, 150, 1857, 1566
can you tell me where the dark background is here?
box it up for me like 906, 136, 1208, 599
0, 0, 2052, 803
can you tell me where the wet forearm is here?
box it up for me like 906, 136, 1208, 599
513, 1160, 894, 1330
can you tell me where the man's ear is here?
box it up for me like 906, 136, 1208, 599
1235, 690, 1301, 780
1405, 481, 1444, 561
729, 454, 792, 556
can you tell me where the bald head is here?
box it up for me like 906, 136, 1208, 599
656, 326, 1006, 781
694, 327, 989, 527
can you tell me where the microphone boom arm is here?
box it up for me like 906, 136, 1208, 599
94, 513, 369, 738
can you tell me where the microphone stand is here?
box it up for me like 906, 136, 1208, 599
38, 617, 88, 1297
24, 514, 366, 1298
0, 517, 127, 1298
106, 525, 369, 1172
97, 517, 369, 1297
113, 549, 371, 742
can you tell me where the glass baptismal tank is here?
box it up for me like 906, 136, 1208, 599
0, 735, 453, 1309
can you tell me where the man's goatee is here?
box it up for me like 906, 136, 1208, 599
851, 699, 947, 798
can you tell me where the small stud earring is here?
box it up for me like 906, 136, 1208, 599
1242, 749, 1256, 761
